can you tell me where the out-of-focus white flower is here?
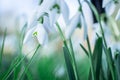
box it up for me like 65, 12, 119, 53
102, 0, 112, 8
65, 12, 81, 39
49, 0, 69, 26
81, 1, 93, 39
24, 23, 48, 46
115, 9, 120, 20
102, 0, 117, 16
26, 0, 69, 36
64, 0, 92, 40
27, 0, 56, 28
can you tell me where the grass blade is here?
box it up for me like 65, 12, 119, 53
86, 36, 95, 80
63, 46, 76, 80
80, 44, 89, 57
93, 37, 103, 80
69, 39, 79, 80
20, 44, 40, 80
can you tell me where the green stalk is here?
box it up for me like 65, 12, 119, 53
2, 45, 39, 80
77, 0, 95, 79
86, 36, 95, 80
20, 44, 40, 80
56, 22, 66, 41
69, 39, 79, 80
56, 22, 79, 80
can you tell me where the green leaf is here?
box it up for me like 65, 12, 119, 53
20, 44, 40, 80
88, 37, 103, 80
93, 37, 103, 80
107, 47, 116, 80
63, 46, 76, 80
80, 44, 89, 57
69, 39, 79, 80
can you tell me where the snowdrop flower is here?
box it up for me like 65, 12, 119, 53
65, 12, 81, 39
49, 0, 69, 26
38, 13, 56, 33
24, 23, 48, 46
115, 9, 120, 20
27, 0, 56, 28
102, 0, 118, 16
64, 1, 90, 40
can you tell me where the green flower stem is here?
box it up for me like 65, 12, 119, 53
56, 22, 79, 80
2, 44, 40, 80
56, 22, 66, 41
86, 36, 95, 80
69, 39, 79, 80
20, 44, 41, 80
77, 0, 95, 80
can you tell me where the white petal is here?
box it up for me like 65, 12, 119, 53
40, 0, 56, 10
105, 2, 116, 16
81, 1, 92, 39
28, 0, 56, 28
23, 27, 36, 44
60, 0, 69, 24
115, 9, 120, 20
65, 12, 81, 39
49, 9, 60, 27
27, 9, 38, 28
81, 15, 88, 40
102, 0, 112, 8
43, 16, 55, 33
33, 24, 48, 45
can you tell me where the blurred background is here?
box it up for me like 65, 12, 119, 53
0, 0, 120, 80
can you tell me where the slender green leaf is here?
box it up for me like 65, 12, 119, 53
20, 44, 40, 80
69, 39, 79, 80
80, 44, 89, 57
93, 37, 103, 80
86, 36, 95, 80
63, 46, 76, 80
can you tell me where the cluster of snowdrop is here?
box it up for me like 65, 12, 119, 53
23, 0, 88, 46
22, 0, 120, 48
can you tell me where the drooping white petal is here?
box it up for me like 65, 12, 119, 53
40, 0, 56, 10
81, 1, 92, 39
65, 12, 81, 39
105, 2, 116, 16
28, 0, 56, 28
43, 15, 55, 33
33, 24, 48, 45
49, 8, 60, 27
115, 9, 120, 20
60, 0, 69, 24
27, 8, 38, 28
81, 15, 88, 40
23, 27, 36, 44
102, 0, 112, 8
36, 0, 56, 18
